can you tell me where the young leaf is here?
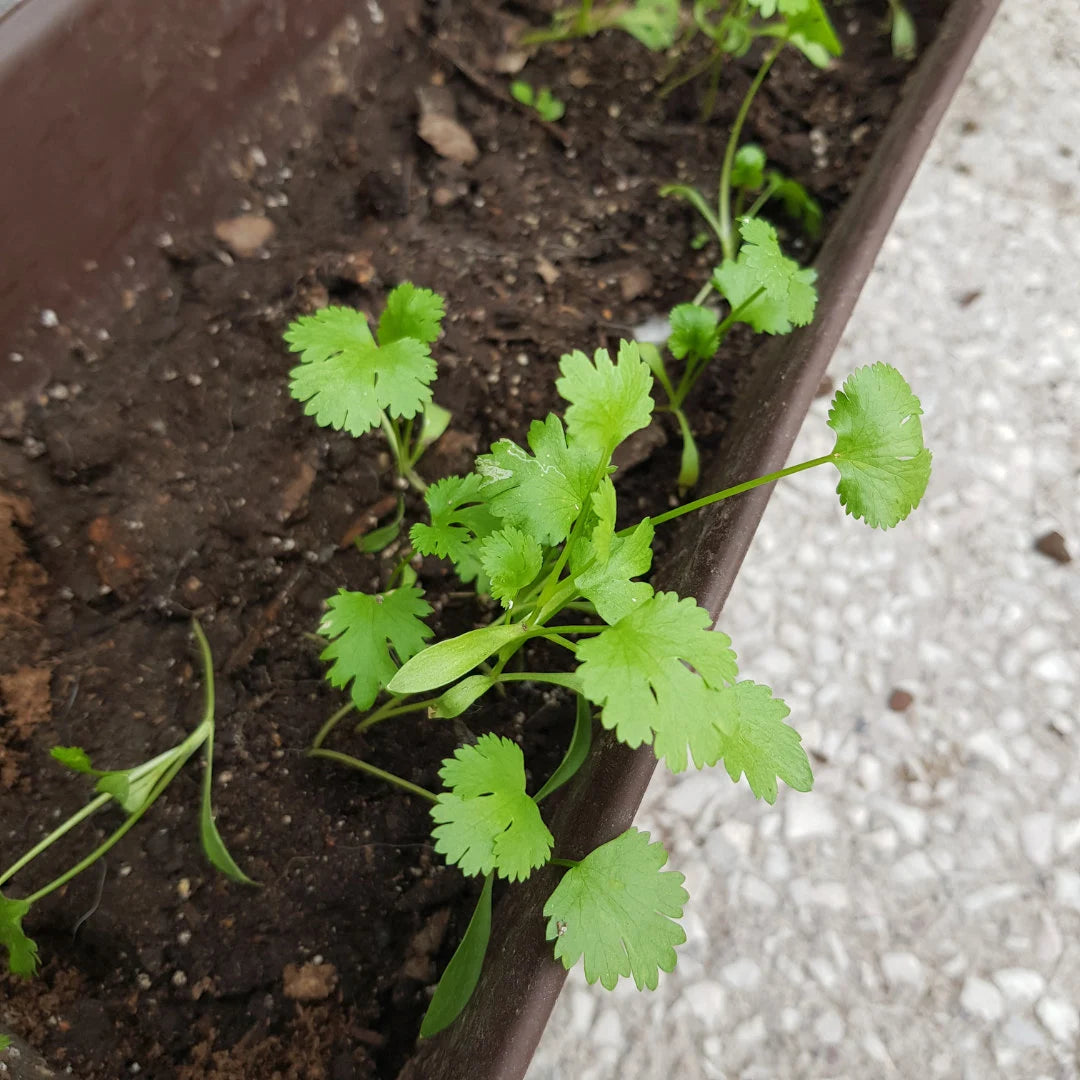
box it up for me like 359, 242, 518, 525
319, 587, 434, 709
509, 80, 535, 106
667, 304, 720, 364
199, 737, 256, 885
826, 363, 932, 529
420, 873, 494, 1038
0, 1035, 11, 1052
718, 681, 812, 803
534, 694, 593, 802
768, 171, 823, 238
748, 0, 810, 17
544, 827, 687, 990
477, 415, 597, 546
616, 0, 681, 50
96, 750, 182, 815
675, 408, 701, 490
782, 0, 842, 67
0, 893, 38, 977
575, 592, 738, 771
534, 88, 566, 123
417, 401, 453, 454
287, 307, 436, 435
376, 282, 446, 346
479, 527, 543, 609
713, 218, 817, 335
389, 622, 527, 695
731, 143, 766, 191
431, 734, 553, 882
411, 473, 499, 583
431, 675, 496, 719
556, 341, 654, 456
51, 745, 97, 774
574, 520, 655, 625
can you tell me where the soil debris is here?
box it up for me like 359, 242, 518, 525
1034, 530, 1071, 564
283, 961, 338, 1002
213, 214, 277, 258
888, 688, 915, 712
416, 86, 479, 165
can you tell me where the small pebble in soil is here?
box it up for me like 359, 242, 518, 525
1034, 530, 1071, 564
889, 689, 915, 711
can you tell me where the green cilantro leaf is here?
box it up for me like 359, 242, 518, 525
576, 592, 738, 771
544, 827, 687, 990
667, 304, 721, 364
557, 341, 654, 456
287, 306, 436, 435
431, 734, 553, 882
377, 282, 446, 346
713, 218, 817, 335
616, 0, 681, 50
479, 527, 544, 609
574, 520, 655, 625
783, 0, 842, 67
748, 0, 810, 17
411, 473, 499, 584
0, 893, 38, 977
0, 1034, 11, 1052
718, 681, 813, 803
769, 171, 823, 238
51, 745, 98, 774
731, 144, 767, 191
319, 587, 434, 709
826, 363, 932, 529
476, 415, 597, 546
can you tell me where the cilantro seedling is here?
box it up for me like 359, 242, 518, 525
286, 283, 448, 492
510, 81, 567, 123
0, 622, 252, 979
299, 318, 930, 1034
521, 0, 680, 49
886, 0, 917, 59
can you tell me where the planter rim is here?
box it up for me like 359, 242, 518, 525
0, 1, 1000, 1077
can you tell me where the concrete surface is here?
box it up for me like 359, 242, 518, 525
529, 0, 1080, 1076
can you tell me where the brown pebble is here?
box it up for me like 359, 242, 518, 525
1034, 530, 1071, 564
213, 214, 276, 258
283, 961, 338, 1002
815, 375, 834, 398
888, 689, 914, 712
619, 267, 652, 302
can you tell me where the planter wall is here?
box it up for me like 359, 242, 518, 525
0, 1, 998, 1077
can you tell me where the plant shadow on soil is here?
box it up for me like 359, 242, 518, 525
0, 1, 941, 1075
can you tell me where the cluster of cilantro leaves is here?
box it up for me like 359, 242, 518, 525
309, 328, 930, 1032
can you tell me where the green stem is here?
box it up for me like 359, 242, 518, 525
0, 792, 111, 888
380, 412, 427, 492
550, 857, 580, 869
743, 175, 782, 221
354, 697, 440, 734
308, 748, 438, 804
634, 453, 835, 533
495, 672, 583, 693
718, 41, 783, 260
311, 701, 357, 750
24, 754, 188, 905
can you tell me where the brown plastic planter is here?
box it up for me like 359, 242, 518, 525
0, 1, 998, 1077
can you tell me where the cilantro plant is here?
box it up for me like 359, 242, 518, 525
286, 283, 450, 494
521, 0, 682, 49
0, 623, 252, 978
303, 329, 931, 1035
510, 81, 567, 123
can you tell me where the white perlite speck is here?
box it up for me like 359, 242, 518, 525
1035, 997, 1080, 1044
961, 976, 1005, 1023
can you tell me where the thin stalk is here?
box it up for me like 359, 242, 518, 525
544, 634, 579, 655
311, 701, 357, 749
718, 41, 783, 260
631, 453, 835, 533
495, 672, 583, 693
308, 747, 437, 804
354, 697, 440, 734
743, 175, 782, 221
0, 792, 111, 888
550, 857, 580, 869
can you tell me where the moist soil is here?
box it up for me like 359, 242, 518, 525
0, 2, 943, 1076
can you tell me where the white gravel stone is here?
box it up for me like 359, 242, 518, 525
960, 976, 1005, 1022
881, 951, 926, 993
591, 1009, 623, 1046
721, 958, 762, 991
784, 795, 837, 841
1035, 997, 1080, 1044
992, 968, 1046, 1005
1019, 813, 1056, 867
814, 1009, 845, 1045
890, 850, 937, 886
683, 981, 727, 1025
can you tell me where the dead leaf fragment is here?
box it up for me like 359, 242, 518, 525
416, 87, 479, 166
283, 961, 338, 1002
213, 214, 276, 258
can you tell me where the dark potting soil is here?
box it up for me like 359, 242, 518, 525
0, 2, 944, 1076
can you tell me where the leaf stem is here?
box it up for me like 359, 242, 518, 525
354, 697, 439, 733
308, 747, 438, 804
0, 792, 111, 888
494, 672, 583, 693
718, 41, 783, 260
632, 453, 835, 533
549, 857, 580, 869
311, 701, 357, 750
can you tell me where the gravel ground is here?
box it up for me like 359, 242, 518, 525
528, 1, 1080, 1077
